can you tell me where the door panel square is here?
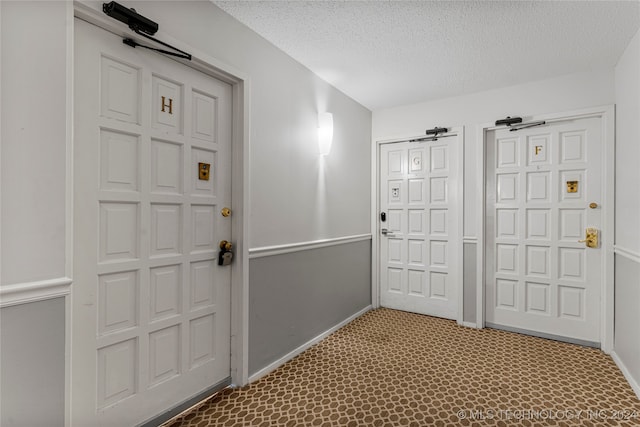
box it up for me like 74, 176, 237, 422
387, 268, 403, 293
409, 148, 424, 173
192, 205, 215, 253
559, 248, 585, 281
408, 240, 425, 266
189, 314, 215, 369
497, 173, 518, 202
388, 209, 403, 232
99, 202, 139, 262
560, 170, 586, 201
497, 137, 519, 168
192, 90, 217, 142
430, 241, 447, 267
151, 140, 183, 195
388, 180, 403, 204
430, 145, 449, 172
150, 265, 181, 321
191, 148, 217, 196
190, 260, 215, 310
100, 56, 140, 123
430, 177, 447, 203
526, 282, 550, 315
560, 131, 586, 164
527, 134, 550, 166
526, 209, 550, 240
388, 150, 403, 174
408, 179, 425, 204
558, 285, 585, 319
526, 245, 550, 277
430, 209, 447, 235
100, 130, 139, 192
98, 271, 138, 335
408, 270, 425, 296
527, 172, 550, 202
152, 75, 183, 134
407, 210, 423, 235
148, 325, 180, 387
496, 244, 518, 274
559, 209, 584, 240
496, 209, 518, 238
150, 204, 183, 257
97, 339, 137, 408
388, 239, 403, 263
429, 272, 447, 299
496, 279, 518, 311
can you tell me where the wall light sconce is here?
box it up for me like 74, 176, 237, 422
317, 112, 334, 156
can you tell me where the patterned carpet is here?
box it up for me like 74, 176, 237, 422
165, 308, 640, 426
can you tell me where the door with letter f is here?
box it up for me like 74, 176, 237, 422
484, 114, 609, 346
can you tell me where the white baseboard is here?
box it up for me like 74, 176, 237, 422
248, 305, 373, 383
460, 321, 477, 329
611, 350, 640, 400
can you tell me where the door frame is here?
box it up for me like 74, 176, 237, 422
68, 2, 251, 422
475, 105, 615, 352
372, 127, 465, 325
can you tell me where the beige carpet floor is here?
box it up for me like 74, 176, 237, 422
165, 308, 640, 426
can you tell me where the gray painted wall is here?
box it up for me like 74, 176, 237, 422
1, 298, 65, 427
614, 256, 640, 390
463, 243, 477, 324
249, 240, 372, 375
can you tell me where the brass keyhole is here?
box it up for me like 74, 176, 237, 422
566, 181, 578, 193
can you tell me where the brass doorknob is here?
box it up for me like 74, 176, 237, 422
221, 207, 231, 217
219, 240, 232, 251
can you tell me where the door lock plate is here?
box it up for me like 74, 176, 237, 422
566, 180, 578, 193
198, 163, 210, 181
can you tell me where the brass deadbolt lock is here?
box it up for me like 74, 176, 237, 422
218, 240, 233, 266
221, 207, 231, 217
198, 163, 210, 181
219, 240, 232, 252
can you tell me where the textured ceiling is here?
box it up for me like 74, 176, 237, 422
213, 1, 640, 111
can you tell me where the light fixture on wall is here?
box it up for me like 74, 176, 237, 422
318, 112, 334, 156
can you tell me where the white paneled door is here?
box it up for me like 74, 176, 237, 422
379, 136, 461, 319
485, 117, 603, 343
72, 19, 232, 426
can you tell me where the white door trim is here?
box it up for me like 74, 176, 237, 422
475, 105, 615, 352
372, 127, 465, 325
69, 4, 251, 424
